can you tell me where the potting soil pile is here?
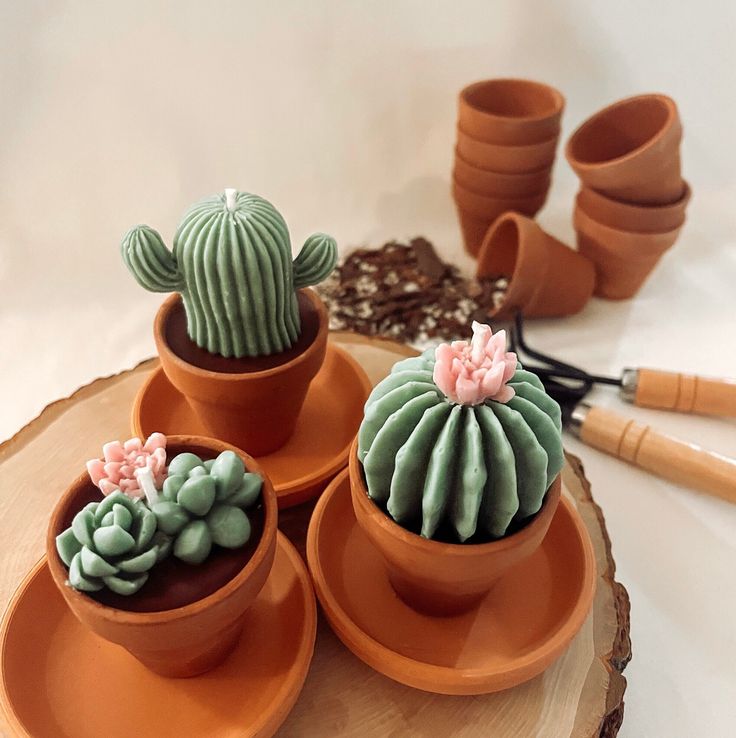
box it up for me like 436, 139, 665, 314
317, 238, 507, 349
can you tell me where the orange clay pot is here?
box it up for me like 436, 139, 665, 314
576, 183, 690, 234
566, 94, 684, 205
574, 205, 682, 299
458, 78, 565, 145
476, 212, 596, 319
154, 289, 328, 457
453, 180, 548, 257
349, 441, 562, 617
453, 149, 552, 198
46, 435, 278, 678
456, 126, 559, 173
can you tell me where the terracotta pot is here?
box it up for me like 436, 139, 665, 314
456, 126, 559, 173
458, 78, 565, 145
47, 435, 279, 678
349, 440, 562, 617
566, 94, 684, 205
476, 212, 595, 319
456, 209, 495, 258
574, 205, 681, 299
453, 149, 551, 198
577, 182, 690, 234
154, 289, 328, 456
453, 180, 548, 257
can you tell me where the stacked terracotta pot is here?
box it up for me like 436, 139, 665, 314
453, 79, 565, 256
566, 94, 690, 299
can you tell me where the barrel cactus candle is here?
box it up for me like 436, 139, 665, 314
357, 322, 564, 542
121, 189, 337, 358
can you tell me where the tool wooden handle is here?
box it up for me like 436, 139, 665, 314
633, 368, 736, 417
579, 405, 736, 504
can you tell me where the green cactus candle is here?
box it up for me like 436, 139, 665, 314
121, 189, 337, 358
357, 323, 564, 542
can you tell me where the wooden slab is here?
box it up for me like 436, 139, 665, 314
0, 333, 630, 737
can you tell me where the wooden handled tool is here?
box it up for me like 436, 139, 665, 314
622, 368, 736, 417
571, 403, 736, 504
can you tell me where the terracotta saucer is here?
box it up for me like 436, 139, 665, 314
307, 469, 596, 695
132, 342, 372, 508
0, 533, 316, 738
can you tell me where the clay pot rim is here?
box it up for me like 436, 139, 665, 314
456, 125, 560, 154
154, 288, 328, 383
566, 93, 680, 171
574, 203, 683, 240
348, 438, 561, 556
45, 434, 279, 626
460, 78, 565, 124
454, 148, 552, 180
578, 181, 691, 216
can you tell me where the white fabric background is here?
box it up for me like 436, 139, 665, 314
2, 2, 735, 736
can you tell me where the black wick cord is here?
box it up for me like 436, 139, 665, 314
511, 312, 622, 388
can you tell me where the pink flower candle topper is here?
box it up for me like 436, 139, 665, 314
433, 322, 517, 406
86, 433, 168, 499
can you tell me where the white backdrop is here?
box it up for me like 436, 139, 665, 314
2, 2, 736, 736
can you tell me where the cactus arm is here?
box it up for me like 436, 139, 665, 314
293, 233, 338, 289
121, 225, 183, 293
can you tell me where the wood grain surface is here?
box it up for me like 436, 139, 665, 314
0, 332, 630, 738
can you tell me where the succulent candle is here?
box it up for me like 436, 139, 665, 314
56, 491, 169, 595
57, 435, 264, 595
121, 189, 338, 358
358, 323, 564, 542
151, 450, 262, 565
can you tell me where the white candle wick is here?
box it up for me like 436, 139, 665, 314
136, 467, 160, 507
224, 188, 238, 212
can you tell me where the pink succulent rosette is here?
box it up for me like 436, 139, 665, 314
86, 433, 167, 499
433, 321, 517, 406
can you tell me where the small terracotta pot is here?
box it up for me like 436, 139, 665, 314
453, 180, 548, 257
456, 209, 495, 258
349, 440, 561, 617
459, 78, 565, 145
453, 150, 551, 198
47, 435, 279, 678
574, 205, 681, 299
566, 94, 684, 205
456, 126, 559, 173
476, 212, 595, 319
154, 289, 328, 456
577, 182, 690, 234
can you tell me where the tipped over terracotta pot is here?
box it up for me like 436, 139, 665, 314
574, 205, 681, 299
566, 93, 683, 205
349, 440, 561, 617
453, 150, 552, 197
154, 289, 328, 456
47, 435, 279, 678
577, 182, 690, 233
456, 127, 559, 173
459, 79, 565, 145
476, 212, 595, 319
453, 180, 549, 257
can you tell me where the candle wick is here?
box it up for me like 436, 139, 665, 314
135, 467, 159, 506
224, 188, 237, 212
